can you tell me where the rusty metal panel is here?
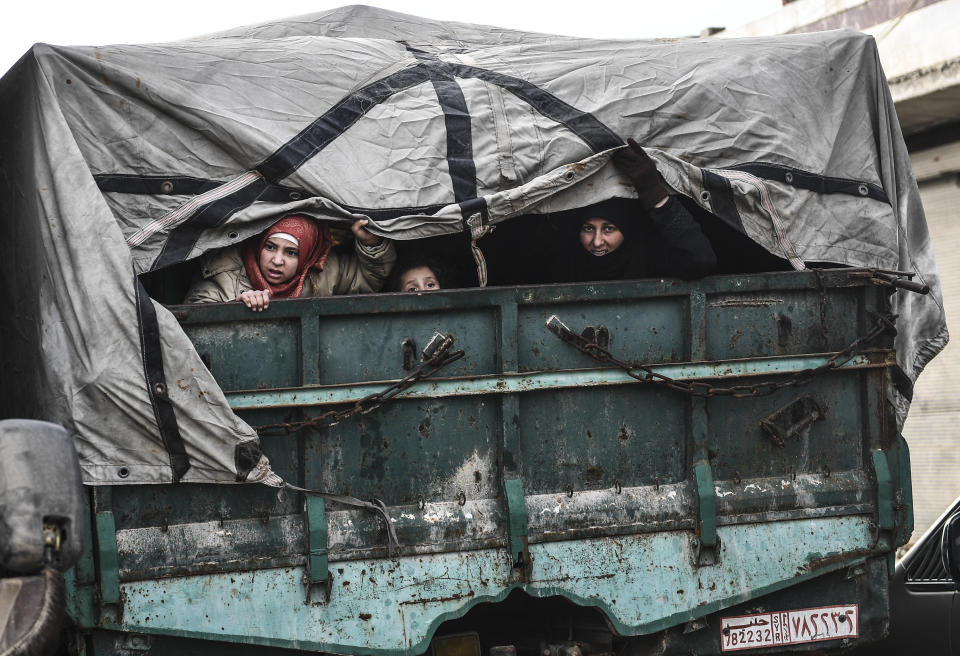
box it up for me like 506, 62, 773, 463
70, 270, 908, 654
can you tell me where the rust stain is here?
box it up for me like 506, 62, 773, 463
729, 329, 744, 350
176, 379, 191, 391
797, 549, 872, 575
359, 613, 372, 621
710, 298, 783, 308
399, 590, 475, 606
618, 426, 630, 442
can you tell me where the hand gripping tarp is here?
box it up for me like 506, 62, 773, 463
0, 5, 945, 484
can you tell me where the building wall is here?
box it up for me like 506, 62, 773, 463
902, 141, 960, 537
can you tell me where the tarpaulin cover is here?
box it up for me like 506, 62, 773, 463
0, 5, 945, 484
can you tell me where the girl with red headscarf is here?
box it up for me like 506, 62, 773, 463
184, 216, 396, 311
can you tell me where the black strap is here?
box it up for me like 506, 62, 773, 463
701, 170, 746, 234
132, 57, 623, 270
135, 278, 190, 482
152, 177, 270, 270
726, 163, 889, 203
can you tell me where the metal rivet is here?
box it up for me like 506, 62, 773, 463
289, 191, 302, 200
858, 184, 869, 196
118, 467, 130, 479
153, 382, 167, 397
228, 231, 239, 239
699, 190, 711, 202
784, 172, 794, 184
160, 181, 174, 194
564, 170, 575, 181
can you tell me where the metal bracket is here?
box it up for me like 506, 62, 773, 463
579, 325, 610, 350
305, 496, 331, 604
759, 396, 823, 448
92, 487, 122, 625
504, 478, 531, 581
871, 450, 895, 549
401, 338, 417, 370
694, 462, 719, 566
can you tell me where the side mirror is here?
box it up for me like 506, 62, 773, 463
941, 511, 960, 586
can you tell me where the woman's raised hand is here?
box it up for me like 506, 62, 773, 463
239, 289, 271, 312
351, 218, 383, 247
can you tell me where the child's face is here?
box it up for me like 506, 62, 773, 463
579, 218, 624, 257
400, 266, 440, 292
258, 236, 300, 285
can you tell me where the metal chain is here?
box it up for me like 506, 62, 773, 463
255, 335, 465, 436
546, 313, 897, 399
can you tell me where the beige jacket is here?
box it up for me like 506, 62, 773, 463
184, 239, 396, 304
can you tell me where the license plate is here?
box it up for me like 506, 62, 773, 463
720, 604, 858, 652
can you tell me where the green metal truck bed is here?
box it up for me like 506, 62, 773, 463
67, 269, 912, 655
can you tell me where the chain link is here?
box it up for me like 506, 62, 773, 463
546, 313, 897, 399
255, 335, 465, 436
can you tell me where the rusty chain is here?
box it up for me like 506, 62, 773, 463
255, 334, 465, 436
545, 312, 897, 399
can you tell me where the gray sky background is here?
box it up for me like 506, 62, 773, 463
1, 0, 781, 77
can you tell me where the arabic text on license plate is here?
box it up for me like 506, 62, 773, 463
720, 604, 858, 652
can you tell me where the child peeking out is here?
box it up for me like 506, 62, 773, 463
184, 215, 395, 311
388, 255, 449, 293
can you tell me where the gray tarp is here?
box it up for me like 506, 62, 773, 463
0, 5, 946, 484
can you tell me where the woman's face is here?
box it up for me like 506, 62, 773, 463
258, 236, 300, 284
400, 266, 440, 292
579, 218, 624, 256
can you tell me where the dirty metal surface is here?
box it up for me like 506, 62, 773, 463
72, 270, 907, 653
111, 516, 875, 655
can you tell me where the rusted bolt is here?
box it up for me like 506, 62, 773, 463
160, 180, 174, 194
456, 491, 466, 506
417, 494, 425, 511
565, 484, 574, 498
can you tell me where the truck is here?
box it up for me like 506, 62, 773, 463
0, 6, 947, 655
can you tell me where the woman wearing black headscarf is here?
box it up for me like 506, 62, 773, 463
556, 139, 717, 283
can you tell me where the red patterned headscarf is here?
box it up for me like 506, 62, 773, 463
242, 215, 333, 298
